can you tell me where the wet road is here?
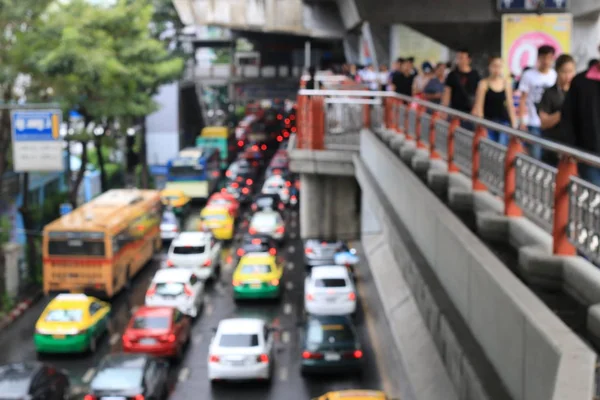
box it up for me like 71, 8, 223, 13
0, 199, 398, 398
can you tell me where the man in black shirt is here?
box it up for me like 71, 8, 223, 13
442, 49, 480, 121
391, 58, 414, 97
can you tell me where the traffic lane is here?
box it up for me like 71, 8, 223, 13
170, 209, 386, 399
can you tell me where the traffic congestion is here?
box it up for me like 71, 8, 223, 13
0, 100, 397, 400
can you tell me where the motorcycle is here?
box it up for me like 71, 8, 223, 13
334, 248, 359, 280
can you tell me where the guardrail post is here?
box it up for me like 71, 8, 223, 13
429, 112, 441, 160
296, 94, 307, 148
363, 103, 370, 128
394, 99, 401, 133
404, 103, 412, 140
416, 106, 427, 149
311, 96, 325, 150
384, 97, 392, 130
447, 118, 460, 172
472, 124, 487, 191
552, 156, 577, 255
504, 136, 524, 216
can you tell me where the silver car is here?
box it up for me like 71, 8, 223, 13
303, 239, 347, 267
160, 210, 180, 240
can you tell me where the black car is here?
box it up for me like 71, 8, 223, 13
85, 353, 169, 400
251, 193, 285, 213
237, 233, 279, 257
0, 362, 70, 400
300, 315, 363, 375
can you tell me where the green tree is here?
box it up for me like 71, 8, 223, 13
30, 0, 184, 195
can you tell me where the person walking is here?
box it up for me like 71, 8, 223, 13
561, 44, 600, 186
378, 64, 389, 91
442, 49, 481, 128
390, 58, 414, 97
423, 62, 446, 104
413, 61, 434, 98
518, 45, 557, 159
472, 55, 517, 145
537, 54, 576, 166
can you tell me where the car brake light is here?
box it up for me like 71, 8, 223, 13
270, 279, 279, 286
269, 248, 277, 255
232, 280, 241, 287
249, 228, 257, 235
238, 140, 244, 147
246, 178, 253, 185
302, 351, 323, 360
252, 145, 258, 151
237, 248, 245, 256
133, 395, 144, 400
277, 136, 283, 142
277, 114, 282, 120
166, 260, 174, 267
226, 170, 232, 177
278, 203, 284, 210
209, 354, 220, 363
354, 350, 363, 359
261, 144, 267, 151
146, 285, 156, 296
306, 293, 314, 301
251, 238, 261, 244
276, 226, 284, 234
282, 189, 289, 195
160, 333, 176, 343
84, 395, 97, 400
242, 187, 249, 194
291, 195, 297, 201
184, 285, 193, 296
203, 259, 212, 267
305, 248, 313, 254
348, 292, 356, 301
291, 127, 297, 132
257, 353, 269, 363
283, 131, 290, 138
285, 181, 291, 187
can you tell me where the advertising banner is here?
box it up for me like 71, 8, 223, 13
390, 24, 450, 69
502, 13, 572, 78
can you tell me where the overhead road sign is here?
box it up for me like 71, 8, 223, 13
498, 0, 568, 12
11, 109, 64, 172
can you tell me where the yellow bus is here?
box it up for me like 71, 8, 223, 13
42, 189, 162, 299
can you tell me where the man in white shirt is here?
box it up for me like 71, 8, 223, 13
362, 64, 379, 91
518, 45, 557, 159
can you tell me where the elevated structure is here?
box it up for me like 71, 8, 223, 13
290, 82, 600, 399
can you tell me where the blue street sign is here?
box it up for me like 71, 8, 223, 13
498, 0, 567, 11
59, 203, 73, 216
12, 110, 62, 141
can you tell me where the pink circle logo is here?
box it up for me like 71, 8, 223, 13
508, 32, 562, 76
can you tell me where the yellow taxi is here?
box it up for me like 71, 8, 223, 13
232, 252, 284, 300
314, 390, 389, 400
160, 189, 190, 216
200, 206, 235, 240
34, 293, 111, 354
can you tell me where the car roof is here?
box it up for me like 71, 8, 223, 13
310, 266, 350, 278
49, 293, 92, 307
100, 353, 148, 369
172, 231, 210, 244
264, 175, 285, 183
134, 306, 174, 317
324, 390, 387, 400
252, 210, 279, 218
218, 318, 265, 333
240, 252, 274, 264
153, 268, 194, 282
305, 239, 343, 246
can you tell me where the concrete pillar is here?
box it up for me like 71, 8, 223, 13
573, 13, 600, 71
299, 173, 360, 240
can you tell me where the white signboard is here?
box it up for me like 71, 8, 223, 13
11, 110, 64, 172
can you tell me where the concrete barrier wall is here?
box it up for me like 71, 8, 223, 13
360, 129, 596, 400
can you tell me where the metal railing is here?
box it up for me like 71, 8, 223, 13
295, 87, 600, 263
184, 64, 302, 81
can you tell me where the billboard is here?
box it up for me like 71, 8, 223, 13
502, 13, 572, 77
390, 24, 450, 69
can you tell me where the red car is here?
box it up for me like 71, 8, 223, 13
207, 192, 240, 218
122, 306, 191, 359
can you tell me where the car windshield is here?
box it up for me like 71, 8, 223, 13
163, 195, 181, 201
162, 213, 177, 224
210, 198, 230, 206
240, 264, 271, 274
45, 309, 83, 322
252, 214, 277, 227
132, 315, 170, 329
154, 282, 185, 296
255, 197, 275, 208
173, 246, 205, 254
306, 321, 355, 344
202, 214, 227, 221
314, 278, 347, 288
218, 334, 259, 347
91, 368, 143, 390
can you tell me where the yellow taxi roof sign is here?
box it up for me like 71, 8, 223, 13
201, 126, 228, 138
322, 390, 388, 400
201, 205, 230, 215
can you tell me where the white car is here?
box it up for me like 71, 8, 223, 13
167, 232, 222, 280
145, 268, 204, 318
208, 318, 275, 382
304, 266, 357, 316
160, 210, 180, 240
261, 175, 290, 204
248, 210, 285, 242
